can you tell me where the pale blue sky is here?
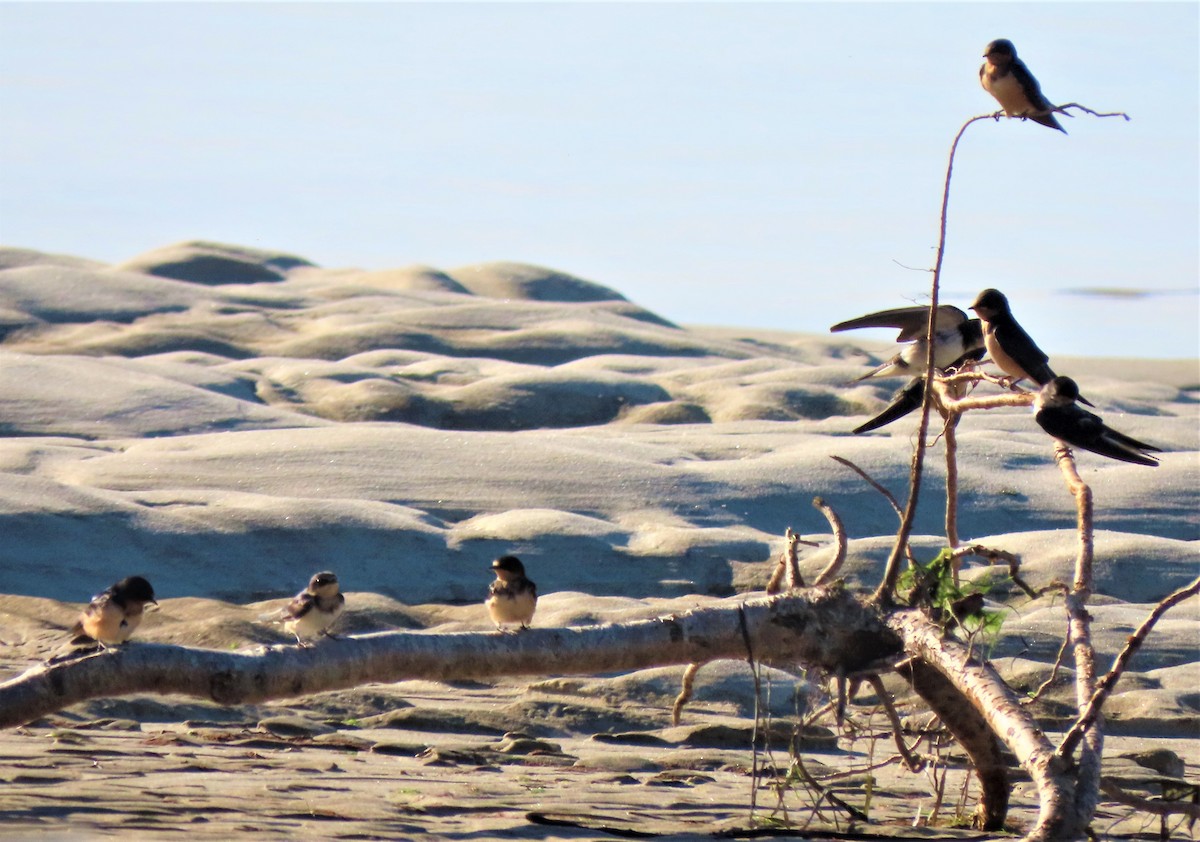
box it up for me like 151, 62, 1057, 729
1, 2, 1197, 358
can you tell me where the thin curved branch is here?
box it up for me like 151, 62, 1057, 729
865, 673, 925, 773
873, 113, 996, 606
670, 661, 704, 726
811, 497, 847, 586
1054, 103, 1131, 121
830, 455, 902, 519
1099, 778, 1200, 819
950, 544, 1044, 600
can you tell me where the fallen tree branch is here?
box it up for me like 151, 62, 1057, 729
889, 610, 1080, 839
0, 588, 901, 729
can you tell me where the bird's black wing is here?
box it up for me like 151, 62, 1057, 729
1011, 58, 1066, 132
832, 305, 967, 342
1037, 406, 1159, 466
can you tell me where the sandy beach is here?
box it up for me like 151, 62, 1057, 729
0, 241, 1196, 838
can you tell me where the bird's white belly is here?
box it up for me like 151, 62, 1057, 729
985, 72, 1033, 115
285, 603, 342, 639
488, 590, 536, 625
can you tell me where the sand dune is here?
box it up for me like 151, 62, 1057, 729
0, 240, 1195, 837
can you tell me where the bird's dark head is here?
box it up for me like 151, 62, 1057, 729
969, 288, 1008, 319
1045, 376, 1080, 402
115, 575, 157, 605
983, 39, 1017, 61
309, 571, 339, 591
492, 555, 526, 579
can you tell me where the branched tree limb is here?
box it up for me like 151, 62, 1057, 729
1052, 443, 1104, 828
1058, 575, 1200, 762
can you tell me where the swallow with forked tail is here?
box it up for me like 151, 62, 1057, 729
851, 339, 987, 435
980, 38, 1066, 133
1034, 376, 1160, 466
487, 555, 537, 631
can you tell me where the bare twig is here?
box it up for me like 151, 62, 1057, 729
937, 391, 1034, 413
866, 673, 925, 772
1099, 778, 1200, 819
1058, 576, 1200, 761
873, 113, 997, 606
812, 497, 848, 586
788, 756, 871, 823
1054, 103, 1132, 121
767, 528, 819, 594
938, 370, 1014, 390
830, 455, 903, 519
1024, 630, 1073, 707
671, 661, 703, 726
949, 544, 1044, 600
943, 413, 962, 549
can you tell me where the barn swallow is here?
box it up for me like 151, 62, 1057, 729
831, 304, 985, 382
968, 288, 1093, 406
1034, 377, 1160, 466
51, 576, 158, 661
979, 38, 1066, 133
853, 348, 987, 435
275, 571, 345, 646
487, 555, 537, 631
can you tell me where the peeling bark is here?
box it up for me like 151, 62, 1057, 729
887, 609, 1084, 840
0, 588, 900, 730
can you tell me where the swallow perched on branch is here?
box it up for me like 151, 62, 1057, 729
1034, 377, 1160, 467
969, 288, 1092, 406
832, 304, 986, 433
831, 304, 985, 383
487, 555, 537, 631
50, 576, 158, 661
980, 38, 1066, 133
272, 571, 345, 646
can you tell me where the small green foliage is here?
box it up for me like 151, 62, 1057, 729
898, 548, 1005, 638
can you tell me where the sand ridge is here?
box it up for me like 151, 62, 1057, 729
0, 241, 1196, 837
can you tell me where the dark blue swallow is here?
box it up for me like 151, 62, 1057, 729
1035, 377, 1160, 466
